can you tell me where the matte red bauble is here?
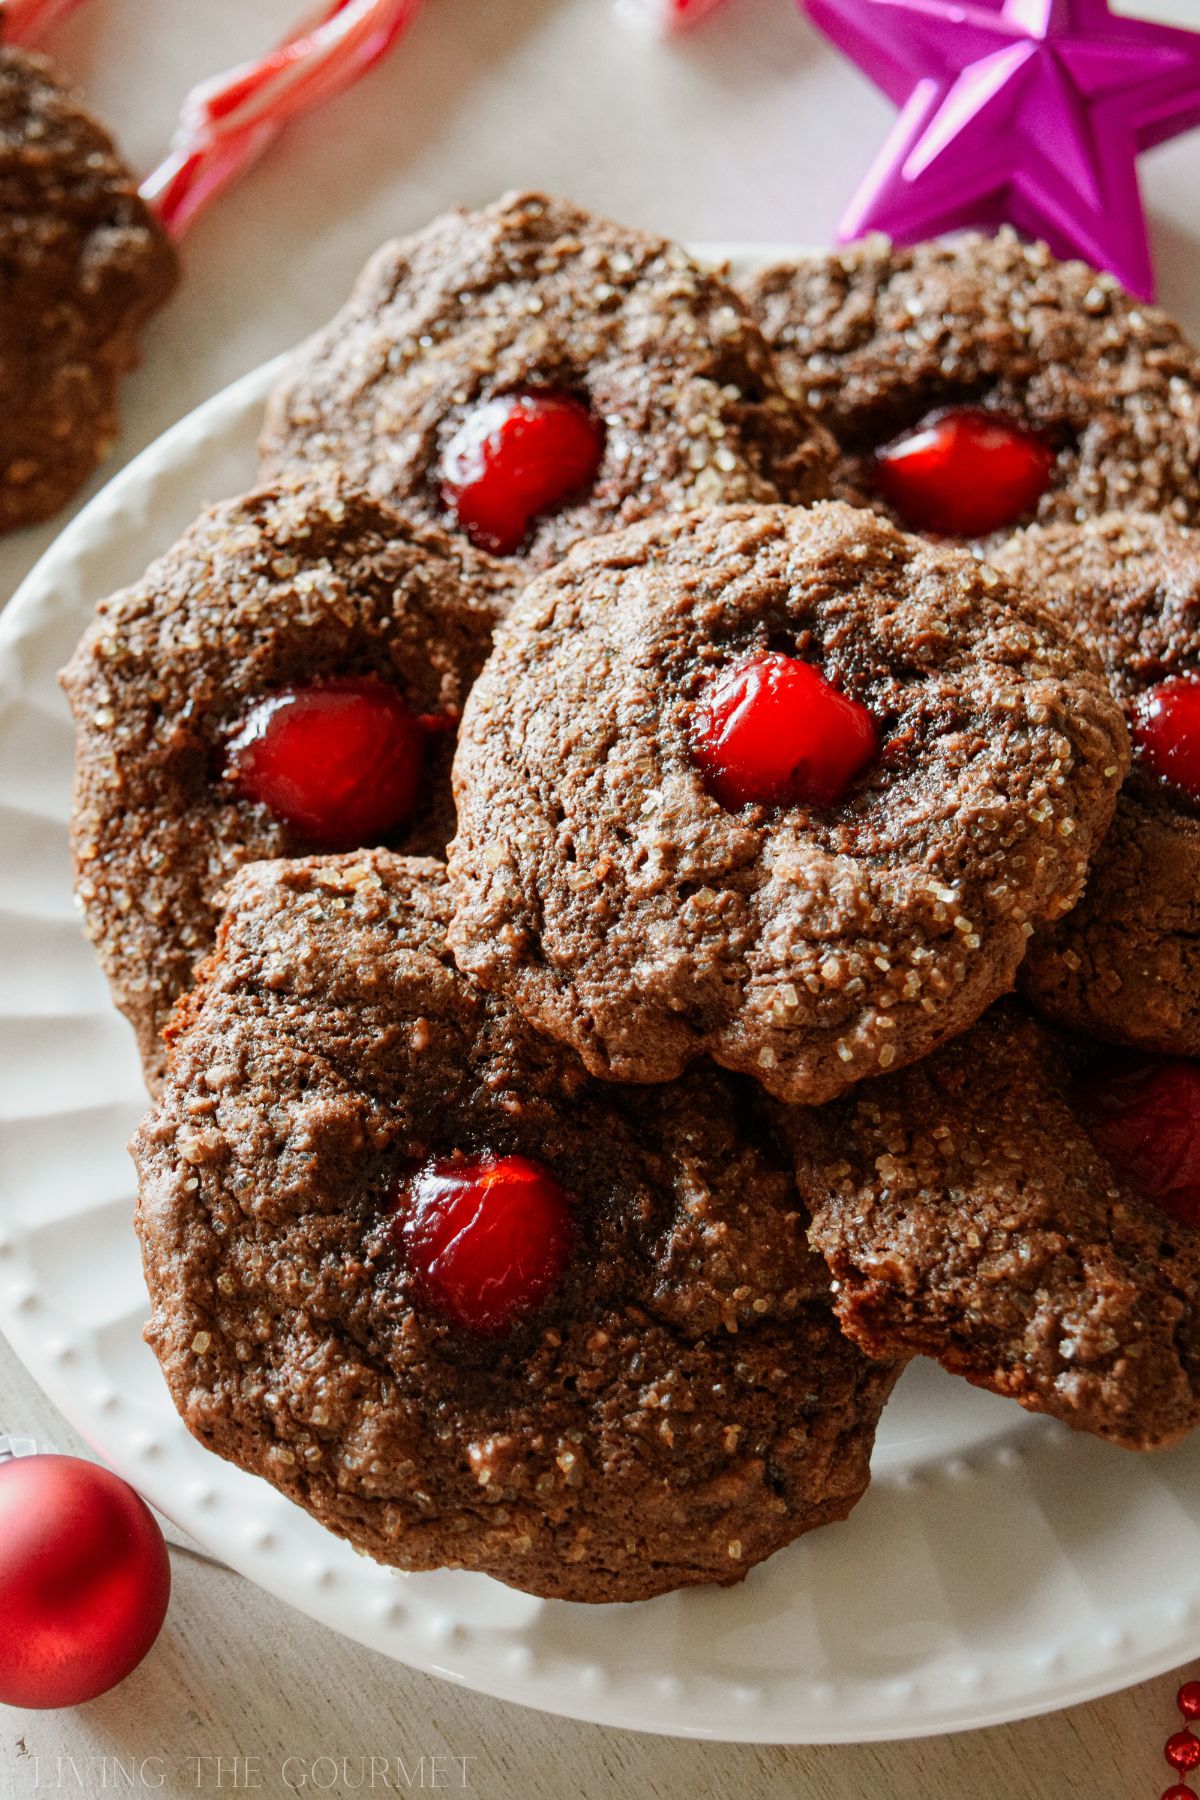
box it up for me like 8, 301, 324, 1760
0, 1455, 170, 1708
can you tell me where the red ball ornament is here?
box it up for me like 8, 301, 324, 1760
1166, 1732, 1200, 1775
0, 1454, 170, 1708
1163, 1787, 1196, 1800
1180, 1681, 1200, 1720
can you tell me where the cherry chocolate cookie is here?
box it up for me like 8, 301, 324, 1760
260, 190, 833, 573
738, 231, 1200, 545
62, 478, 509, 1091
448, 502, 1128, 1104
133, 851, 902, 1602
785, 1002, 1200, 1451
0, 47, 177, 531
993, 514, 1200, 1055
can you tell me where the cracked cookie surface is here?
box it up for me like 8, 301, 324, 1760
994, 513, 1200, 1054
260, 190, 833, 575
0, 47, 177, 529
739, 232, 1200, 543
133, 851, 901, 1602
785, 1002, 1200, 1451
448, 502, 1128, 1103
62, 478, 509, 1089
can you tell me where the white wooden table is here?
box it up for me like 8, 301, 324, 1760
3, 0, 1200, 1791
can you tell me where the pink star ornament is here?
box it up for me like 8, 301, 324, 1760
804, 0, 1200, 298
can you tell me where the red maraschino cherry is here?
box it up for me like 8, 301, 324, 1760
690, 650, 879, 811
1076, 1055, 1200, 1227
394, 1154, 574, 1334
874, 405, 1055, 537
1132, 677, 1200, 805
438, 392, 605, 554
225, 679, 426, 847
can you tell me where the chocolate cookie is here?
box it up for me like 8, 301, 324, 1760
0, 47, 177, 531
785, 1003, 1200, 1451
259, 191, 833, 574
447, 502, 1128, 1104
993, 515, 1200, 1054
738, 232, 1200, 543
62, 479, 508, 1090
133, 852, 901, 1602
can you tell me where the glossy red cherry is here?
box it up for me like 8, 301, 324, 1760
1076, 1056, 1200, 1226
874, 405, 1055, 537
393, 1154, 573, 1334
225, 679, 425, 847
690, 651, 879, 811
0, 1455, 171, 1709
1133, 677, 1200, 805
438, 391, 605, 555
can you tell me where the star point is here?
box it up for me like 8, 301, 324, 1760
805, 0, 1200, 297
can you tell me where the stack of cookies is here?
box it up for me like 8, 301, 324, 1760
62, 194, 1200, 1604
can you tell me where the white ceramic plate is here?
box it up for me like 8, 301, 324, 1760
3, 250, 1200, 1745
